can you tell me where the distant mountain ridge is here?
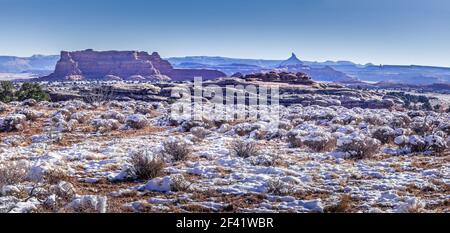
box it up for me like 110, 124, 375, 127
1, 53, 450, 85
168, 55, 450, 85
0, 55, 59, 73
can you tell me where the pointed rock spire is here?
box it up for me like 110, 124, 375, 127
279, 52, 303, 67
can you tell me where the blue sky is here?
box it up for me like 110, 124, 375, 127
1, 0, 449, 66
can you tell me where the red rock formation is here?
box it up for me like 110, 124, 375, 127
42, 49, 225, 81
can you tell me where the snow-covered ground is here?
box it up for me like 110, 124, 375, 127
0, 98, 448, 213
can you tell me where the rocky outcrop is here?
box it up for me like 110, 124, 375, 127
243, 71, 315, 85
46, 75, 396, 110
41, 49, 225, 81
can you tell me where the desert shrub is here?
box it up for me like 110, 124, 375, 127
249, 154, 282, 167
372, 126, 396, 144
64, 195, 108, 213
394, 135, 409, 147
52, 109, 71, 122
3, 135, 25, 146
432, 130, 446, 139
54, 118, 78, 133
16, 83, 50, 102
0, 113, 27, 132
0, 161, 29, 187
337, 135, 381, 159
49, 181, 77, 201
308, 112, 336, 122
101, 111, 126, 123
390, 115, 412, 128
22, 99, 37, 106
0, 101, 8, 113
424, 135, 448, 154
0, 81, 15, 103
91, 118, 121, 132
107, 100, 123, 109
333, 114, 362, 125
411, 118, 435, 135
135, 103, 153, 115
128, 151, 165, 180
43, 168, 70, 185
333, 125, 355, 134
180, 118, 214, 132
408, 135, 427, 153
84, 87, 115, 104
266, 128, 287, 140
161, 140, 191, 161
233, 123, 258, 137
170, 174, 191, 192
266, 179, 294, 196
70, 112, 90, 124
190, 126, 210, 140
16, 108, 40, 121
46, 130, 64, 144
125, 114, 148, 129
249, 129, 268, 140
363, 115, 385, 126
286, 131, 304, 148
438, 123, 450, 135
291, 118, 304, 127
303, 132, 337, 152
230, 140, 259, 158
278, 121, 293, 131
395, 198, 425, 213
407, 111, 426, 118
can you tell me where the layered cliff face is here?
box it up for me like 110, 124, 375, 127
42, 49, 225, 81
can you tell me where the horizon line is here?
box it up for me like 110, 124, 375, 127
2, 50, 450, 69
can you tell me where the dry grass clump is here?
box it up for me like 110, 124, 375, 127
129, 151, 165, 180
161, 140, 191, 161
230, 140, 259, 158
